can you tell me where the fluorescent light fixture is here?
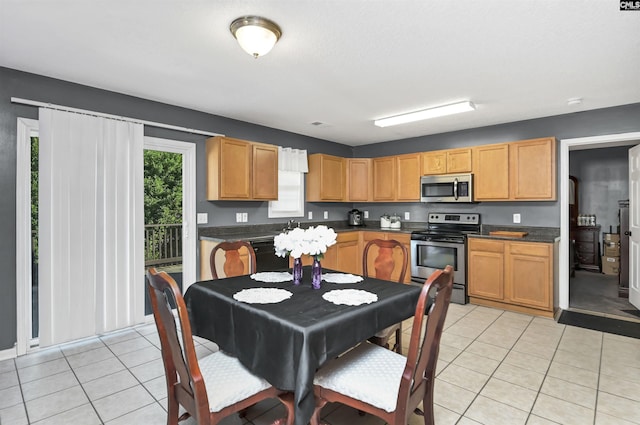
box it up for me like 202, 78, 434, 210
374, 101, 476, 128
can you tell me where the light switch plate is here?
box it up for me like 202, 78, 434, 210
235, 213, 242, 223
242, 212, 248, 222
197, 213, 208, 224
404, 212, 410, 220
364, 211, 369, 219
513, 213, 521, 224
324, 211, 329, 219
308, 211, 313, 219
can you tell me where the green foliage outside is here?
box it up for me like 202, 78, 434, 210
144, 150, 183, 263
30, 145, 183, 263
31, 137, 39, 236
144, 150, 182, 225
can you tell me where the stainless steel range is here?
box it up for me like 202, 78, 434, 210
410, 213, 480, 304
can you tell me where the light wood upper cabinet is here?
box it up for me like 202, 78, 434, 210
510, 137, 556, 200
422, 151, 447, 174
472, 143, 510, 200
347, 158, 372, 202
422, 148, 472, 175
206, 136, 277, 200
396, 153, 422, 201
307, 154, 346, 201
448, 148, 473, 173
472, 138, 556, 202
372, 156, 396, 201
252, 143, 279, 200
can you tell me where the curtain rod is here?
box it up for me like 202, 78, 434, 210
11, 97, 224, 138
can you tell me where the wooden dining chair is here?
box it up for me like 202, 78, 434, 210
209, 241, 256, 279
146, 268, 293, 425
310, 265, 454, 425
362, 239, 408, 354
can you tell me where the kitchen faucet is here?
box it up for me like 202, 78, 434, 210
285, 219, 300, 231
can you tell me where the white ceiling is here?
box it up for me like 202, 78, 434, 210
1, 1, 639, 146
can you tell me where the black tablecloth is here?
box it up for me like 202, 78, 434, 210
184, 268, 421, 425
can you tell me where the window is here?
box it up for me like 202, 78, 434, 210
268, 147, 308, 218
268, 170, 304, 218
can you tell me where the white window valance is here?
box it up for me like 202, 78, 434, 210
279, 147, 308, 173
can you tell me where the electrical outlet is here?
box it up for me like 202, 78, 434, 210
235, 213, 242, 223
197, 213, 208, 224
364, 210, 369, 219
513, 213, 521, 224
404, 212, 410, 220
242, 212, 248, 222
308, 211, 313, 220
323, 211, 329, 219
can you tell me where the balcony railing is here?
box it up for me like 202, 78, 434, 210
145, 223, 182, 267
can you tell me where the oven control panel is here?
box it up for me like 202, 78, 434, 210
428, 213, 479, 225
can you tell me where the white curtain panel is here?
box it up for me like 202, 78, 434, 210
38, 108, 144, 347
278, 147, 308, 172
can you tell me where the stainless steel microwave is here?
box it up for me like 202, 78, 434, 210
420, 173, 474, 203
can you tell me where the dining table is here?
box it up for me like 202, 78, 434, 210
184, 267, 422, 425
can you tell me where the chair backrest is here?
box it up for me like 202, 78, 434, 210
362, 239, 408, 283
397, 265, 453, 417
147, 268, 210, 422
210, 241, 257, 279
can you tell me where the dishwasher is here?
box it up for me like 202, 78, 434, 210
251, 238, 289, 272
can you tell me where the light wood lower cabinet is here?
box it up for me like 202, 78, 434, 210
468, 237, 555, 317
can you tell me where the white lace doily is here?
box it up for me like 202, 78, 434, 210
322, 273, 364, 284
250, 272, 293, 283
322, 289, 378, 306
233, 288, 293, 304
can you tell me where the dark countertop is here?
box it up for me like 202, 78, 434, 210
470, 225, 560, 243
199, 220, 423, 242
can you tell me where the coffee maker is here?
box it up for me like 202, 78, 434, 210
348, 209, 364, 226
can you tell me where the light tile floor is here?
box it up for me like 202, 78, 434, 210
1, 303, 640, 424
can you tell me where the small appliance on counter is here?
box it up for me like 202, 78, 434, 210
381, 213, 401, 229
348, 209, 365, 226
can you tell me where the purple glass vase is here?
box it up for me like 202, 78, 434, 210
312, 258, 322, 289
293, 257, 303, 285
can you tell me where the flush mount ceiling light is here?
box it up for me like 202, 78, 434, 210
374, 101, 476, 128
230, 16, 282, 58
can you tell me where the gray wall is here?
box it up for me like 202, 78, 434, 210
1, 65, 640, 350
570, 146, 630, 234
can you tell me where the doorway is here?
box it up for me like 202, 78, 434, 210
559, 132, 640, 321
15, 128, 196, 356
143, 137, 196, 318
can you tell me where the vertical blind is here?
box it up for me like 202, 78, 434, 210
38, 108, 144, 346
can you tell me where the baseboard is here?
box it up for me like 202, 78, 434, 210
0, 346, 17, 361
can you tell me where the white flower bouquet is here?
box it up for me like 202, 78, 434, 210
274, 225, 337, 259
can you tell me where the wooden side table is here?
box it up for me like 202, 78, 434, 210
571, 225, 601, 272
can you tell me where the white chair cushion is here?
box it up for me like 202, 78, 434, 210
313, 342, 407, 413
198, 351, 272, 412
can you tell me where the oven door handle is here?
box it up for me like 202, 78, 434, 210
453, 177, 459, 200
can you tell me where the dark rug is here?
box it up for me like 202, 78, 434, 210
558, 310, 640, 339
621, 309, 640, 319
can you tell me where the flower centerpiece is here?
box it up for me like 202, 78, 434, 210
274, 225, 337, 288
